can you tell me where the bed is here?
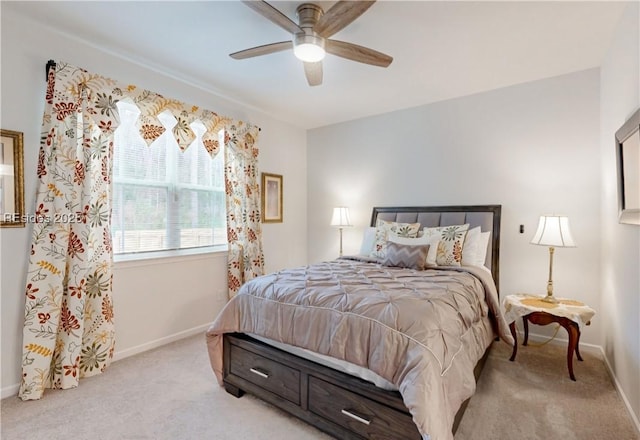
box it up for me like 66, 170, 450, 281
206, 205, 512, 440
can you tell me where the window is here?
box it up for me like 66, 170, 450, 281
112, 102, 226, 255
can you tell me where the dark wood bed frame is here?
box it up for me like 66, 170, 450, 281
223, 205, 502, 439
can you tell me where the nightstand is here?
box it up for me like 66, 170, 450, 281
503, 294, 596, 381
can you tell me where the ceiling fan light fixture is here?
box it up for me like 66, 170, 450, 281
293, 33, 325, 62
233, 1, 393, 86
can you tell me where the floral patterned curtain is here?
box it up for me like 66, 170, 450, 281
19, 61, 263, 400
225, 123, 265, 297
19, 64, 119, 400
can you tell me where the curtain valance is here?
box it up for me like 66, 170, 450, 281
47, 61, 251, 154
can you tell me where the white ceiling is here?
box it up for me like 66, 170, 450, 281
5, 1, 628, 129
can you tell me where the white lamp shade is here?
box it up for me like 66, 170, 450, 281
530, 215, 576, 247
331, 207, 352, 227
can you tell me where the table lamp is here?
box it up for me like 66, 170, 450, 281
530, 215, 576, 303
331, 207, 352, 257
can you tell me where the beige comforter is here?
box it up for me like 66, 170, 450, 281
206, 258, 513, 440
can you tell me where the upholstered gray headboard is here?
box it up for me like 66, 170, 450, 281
371, 205, 501, 292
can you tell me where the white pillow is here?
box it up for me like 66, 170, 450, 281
474, 231, 491, 267
359, 227, 376, 255
461, 228, 491, 268
389, 234, 439, 266
461, 226, 481, 266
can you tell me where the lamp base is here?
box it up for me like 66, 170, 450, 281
541, 294, 558, 304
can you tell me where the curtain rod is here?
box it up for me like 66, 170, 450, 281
46, 60, 56, 80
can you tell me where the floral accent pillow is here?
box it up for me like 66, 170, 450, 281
422, 224, 470, 266
370, 219, 421, 259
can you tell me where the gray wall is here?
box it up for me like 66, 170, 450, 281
599, 2, 640, 427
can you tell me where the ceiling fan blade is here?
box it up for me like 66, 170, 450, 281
242, 1, 302, 34
304, 61, 323, 86
230, 41, 293, 60
314, 1, 376, 38
326, 40, 392, 67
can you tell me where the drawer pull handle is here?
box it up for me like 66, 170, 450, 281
249, 367, 269, 379
341, 409, 371, 426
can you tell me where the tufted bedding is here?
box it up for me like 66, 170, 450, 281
206, 257, 513, 440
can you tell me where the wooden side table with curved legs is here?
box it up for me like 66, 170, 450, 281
503, 294, 595, 381
508, 312, 583, 380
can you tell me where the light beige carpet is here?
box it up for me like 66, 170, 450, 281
1, 334, 637, 440
456, 340, 638, 440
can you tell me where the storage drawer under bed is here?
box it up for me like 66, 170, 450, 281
223, 333, 422, 440
228, 343, 301, 405
308, 376, 420, 439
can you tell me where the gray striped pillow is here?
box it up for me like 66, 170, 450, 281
381, 241, 430, 270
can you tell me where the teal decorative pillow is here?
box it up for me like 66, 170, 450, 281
381, 241, 430, 270
422, 224, 470, 266
370, 219, 421, 259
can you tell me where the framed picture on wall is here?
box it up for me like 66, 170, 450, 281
0, 129, 25, 228
261, 172, 283, 223
615, 108, 640, 225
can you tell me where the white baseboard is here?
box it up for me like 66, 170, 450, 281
599, 346, 640, 436
520, 330, 602, 355
111, 323, 211, 362
1, 323, 211, 400
1, 383, 20, 400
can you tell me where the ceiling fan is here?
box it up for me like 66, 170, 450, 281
230, 0, 393, 86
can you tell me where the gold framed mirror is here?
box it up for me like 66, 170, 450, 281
1, 129, 25, 228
